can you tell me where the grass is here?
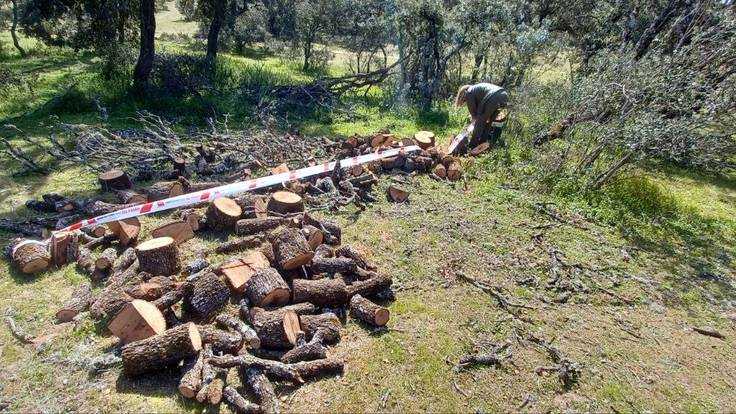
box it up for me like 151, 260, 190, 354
1, 8, 736, 413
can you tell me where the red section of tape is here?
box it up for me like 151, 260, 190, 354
139, 203, 153, 214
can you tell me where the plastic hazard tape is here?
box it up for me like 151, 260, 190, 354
57, 145, 420, 234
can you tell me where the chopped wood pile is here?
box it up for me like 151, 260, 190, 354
1, 128, 480, 411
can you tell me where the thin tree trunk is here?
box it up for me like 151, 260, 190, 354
10, 0, 27, 57
589, 148, 638, 190
206, 0, 226, 68
634, 0, 683, 60
133, 0, 156, 92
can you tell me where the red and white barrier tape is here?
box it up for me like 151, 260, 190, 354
56, 145, 420, 234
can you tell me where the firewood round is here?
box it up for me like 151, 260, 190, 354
414, 130, 435, 149
267, 191, 304, 215
349, 294, 390, 326
136, 237, 180, 276
245, 268, 290, 307
98, 169, 133, 190
271, 227, 314, 270
387, 185, 409, 203
207, 197, 243, 231
108, 299, 167, 344
121, 322, 202, 377
12, 240, 50, 274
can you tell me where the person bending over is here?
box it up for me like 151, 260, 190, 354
455, 83, 509, 147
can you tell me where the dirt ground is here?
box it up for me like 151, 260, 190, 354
1, 166, 735, 413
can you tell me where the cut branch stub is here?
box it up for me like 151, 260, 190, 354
11, 239, 50, 274
99, 169, 133, 191
136, 237, 180, 276
267, 191, 304, 215
206, 197, 242, 232
245, 267, 290, 307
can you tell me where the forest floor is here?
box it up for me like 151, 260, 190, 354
1, 8, 736, 413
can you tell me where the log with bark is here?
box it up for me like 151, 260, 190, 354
223, 386, 263, 414
247, 304, 316, 349
215, 313, 260, 349
299, 313, 341, 344
245, 268, 290, 307
303, 213, 341, 245
108, 299, 167, 344
214, 235, 264, 255
151, 221, 194, 245
125, 276, 176, 300
244, 367, 279, 414
349, 294, 389, 327
98, 169, 133, 191
115, 190, 147, 205
153, 283, 188, 310
217, 250, 270, 293
281, 329, 327, 363
311, 256, 356, 275
291, 358, 344, 381
270, 227, 314, 271
292, 278, 349, 307
121, 323, 202, 377
235, 217, 297, 236
180, 208, 203, 231
179, 348, 205, 399
206, 197, 243, 231
89, 285, 134, 321
135, 237, 180, 276
198, 324, 244, 354
209, 354, 303, 384
107, 217, 141, 247
183, 272, 230, 320
301, 225, 324, 250
11, 239, 50, 274
145, 180, 184, 201
335, 245, 371, 270
267, 191, 304, 215
95, 247, 117, 271
55, 283, 92, 322
346, 271, 392, 298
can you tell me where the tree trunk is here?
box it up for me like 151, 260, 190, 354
133, 0, 156, 92
10, 0, 26, 58
634, 0, 683, 60
206, 0, 227, 68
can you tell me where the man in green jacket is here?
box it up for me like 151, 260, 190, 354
455, 83, 509, 148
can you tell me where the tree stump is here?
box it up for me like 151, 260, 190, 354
183, 272, 230, 320
151, 221, 195, 245
11, 240, 50, 274
271, 227, 314, 270
108, 299, 167, 344
206, 197, 242, 231
217, 250, 270, 293
136, 237, 180, 276
414, 130, 435, 149
55, 283, 92, 322
349, 294, 390, 327
293, 278, 348, 307
99, 169, 133, 191
267, 191, 304, 215
245, 268, 290, 307
121, 322, 202, 377
146, 180, 184, 201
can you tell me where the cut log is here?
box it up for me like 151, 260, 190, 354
247, 304, 316, 349
183, 272, 230, 320
89, 285, 133, 321
446, 161, 462, 181
215, 235, 264, 255
209, 354, 302, 384
206, 197, 242, 232
281, 329, 327, 364
253, 197, 268, 219
215, 313, 260, 349
311, 257, 356, 275
299, 313, 341, 344
114, 190, 146, 205
414, 130, 435, 149
151, 221, 194, 245
271, 163, 289, 175
349, 294, 390, 327
303, 213, 341, 245
145, 180, 184, 201
183, 180, 223, 193
107, 217, 140, 247
271, 227, 313, 271
346, 272, 393, 298
121, 322, 202, 377
223, 386, 263, 414
433, 163, 447, 179
108, 299, 167, 344
245, 268, 290, 307
82, 225, 107, 238
50, 232, 73, 267
99, 169, 133, 191
244, 367, 279, 414
335, 245, 370, 270
301, 225, 323, 250
235, 217, 296, 236
218, 251, 271, 293
470, 142, 490, 156
95, 247, 117, 271
112, 247, 137, 274
125, 277, 176, 300
282, 310, 302, 347
179, 350, 205, 399
180, 209, 203, 231
185, 257, 209, 276
292, 358, 344, 381
55, 283, 92, 322
267, 191, 304, 215
76, 245, 95, 275
136, 237, 179, 276
11, 239, 50, 274
153, 283, 187, 310
292, 278, 348, 307
198, 324, 243, 354
387, 185, 409, 203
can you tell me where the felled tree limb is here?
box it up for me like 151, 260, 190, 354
209, 354, 303, 384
